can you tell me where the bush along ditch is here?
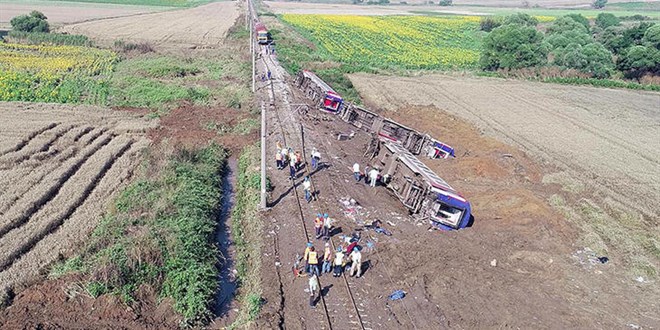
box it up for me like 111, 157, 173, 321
228, 144, 264, 329
49, 143, 228, 326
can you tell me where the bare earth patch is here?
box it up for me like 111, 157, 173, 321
0, 101, 154, 301
60, 2, 240, 49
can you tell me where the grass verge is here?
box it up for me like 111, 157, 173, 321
109, 52, 251, 113
49, 143, 228, 326
5, 31, 91, 46
227, 144, 263, 329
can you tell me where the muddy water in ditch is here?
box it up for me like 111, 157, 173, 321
214, 158, 237, 319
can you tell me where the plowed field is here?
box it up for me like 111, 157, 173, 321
60, 2, 239, 48
0, 102, 154, 299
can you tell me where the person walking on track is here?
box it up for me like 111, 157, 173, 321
353, 163, 361, 181
322, 213, 332, 240
275, 151, 283, 170
314, 214, 323, 239
311, 148, 321, 170
349, 246, 363, 278
333, 247, 345, 277
322, 242, 332, 274
309, 273, 319, 308
307, 246, 320, 276
303, 176, 312, 203
289, 157, 297, 180
304, 242, 312, 272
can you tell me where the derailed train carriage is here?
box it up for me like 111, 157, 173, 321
295, 70, 344, 113
294, 69, 472, 229
295, 70, 454, 159
374, 141, 472, 230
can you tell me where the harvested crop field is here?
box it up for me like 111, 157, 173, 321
0, 102, 154, 300
350, 73, 660, 216
60, 2, 240, 48
0, 1, 166, 28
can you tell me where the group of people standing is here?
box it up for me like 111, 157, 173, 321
272, 140, 371, 308
304, 238, 364, 308
352, 162, 381, 187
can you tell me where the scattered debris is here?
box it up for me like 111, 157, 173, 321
388, 290, 406, 301
490, 259, 497, 267
627, 323, 640, 329
572, 248, 609, 269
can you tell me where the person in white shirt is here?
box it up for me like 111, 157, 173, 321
311, 148, 321, 170
369, 168, 379, 187
308, 274, 319, 308
333, 247, 345, 277
352, 163, 361, 181
349, 247, 363, 278
303, 176, 312, 202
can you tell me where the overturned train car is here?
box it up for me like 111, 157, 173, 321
295, 70, 343, 113
295, 70, 454, 159
375, 141, 472, 230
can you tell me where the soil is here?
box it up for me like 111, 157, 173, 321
252, 45, 660, 329
0, 2, 166, 28
60, 2, 240, 49
147, 102, 258, 155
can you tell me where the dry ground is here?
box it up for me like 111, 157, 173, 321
60, 1, 239, 49
349, 73, 660, 218
0, 102, 154, 302
254, 50, 660, 329
0, 1, 167, 29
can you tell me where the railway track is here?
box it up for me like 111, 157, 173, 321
249, 6, 368, 325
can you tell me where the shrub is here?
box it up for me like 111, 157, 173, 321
502, 13, 538, 27
643, 24, 660, 50
480, 24, 549, 70
480, 17, 502, 32
10, 11, 49, 33
547, 16, 589, 35
554, 42, 614, 78
564, 14, 590, 31
617, 45, 660, 79
595, 13, 620, 29
593, 0, 607, 9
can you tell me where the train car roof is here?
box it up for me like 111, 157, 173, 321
302, 70, 336, 94
383, 141, 455, 193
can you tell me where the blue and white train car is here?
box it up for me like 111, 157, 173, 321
376, 141, 472, 230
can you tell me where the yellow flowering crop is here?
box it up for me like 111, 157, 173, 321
0, 43, 117, 103
281, 14, 482, 69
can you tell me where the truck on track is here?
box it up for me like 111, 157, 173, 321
255, 22, 269, 45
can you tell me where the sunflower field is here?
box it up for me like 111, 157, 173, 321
281, 14, 483, 70
0, 43, 117, 103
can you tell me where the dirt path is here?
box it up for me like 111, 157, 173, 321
60, 1, 239, 48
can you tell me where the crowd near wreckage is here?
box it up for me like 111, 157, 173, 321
295, 70, 472, 230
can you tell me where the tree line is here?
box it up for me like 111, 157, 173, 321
480, 13, 660, 81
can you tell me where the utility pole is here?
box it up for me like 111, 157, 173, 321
260, 102, 267, 209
